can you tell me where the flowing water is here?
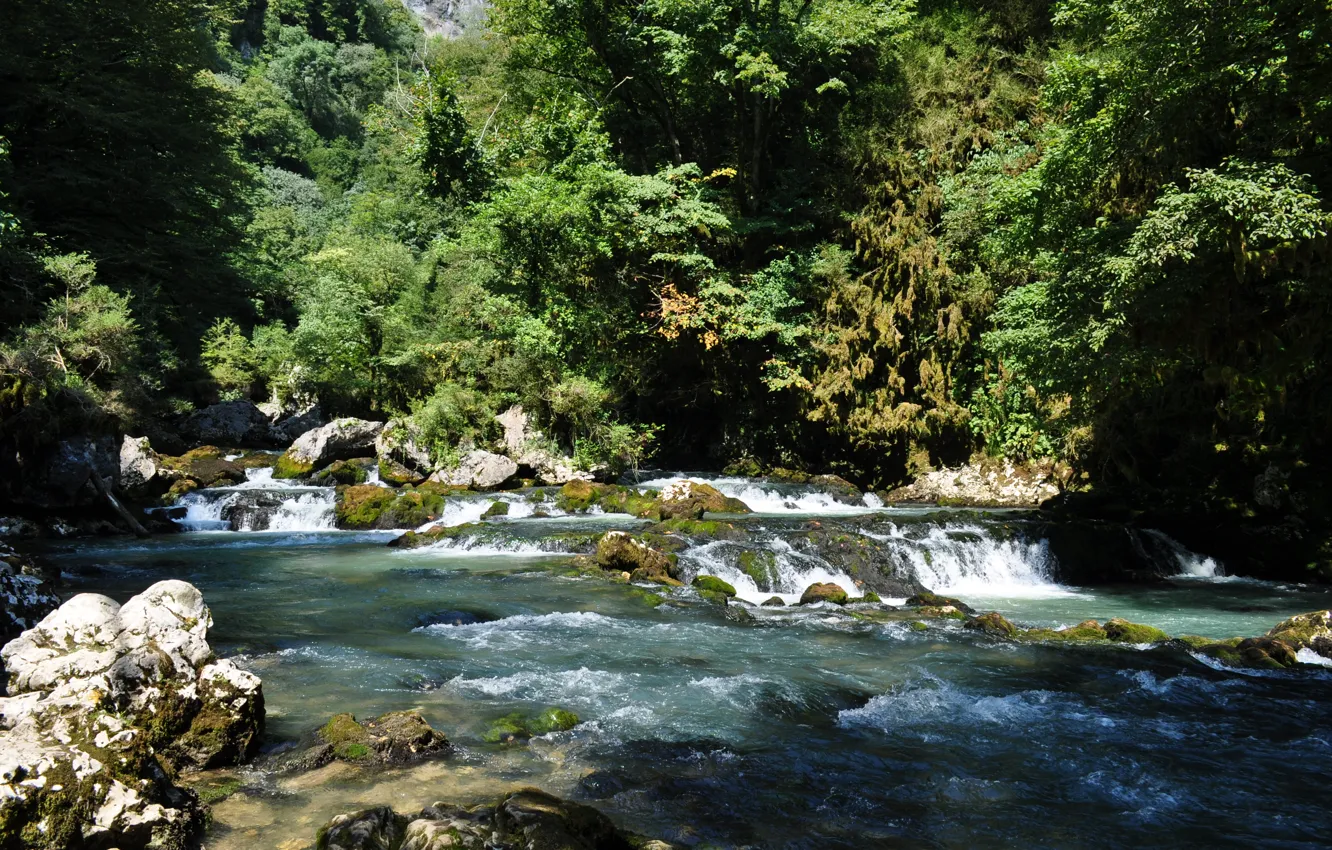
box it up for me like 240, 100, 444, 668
36, 473, 1332, 848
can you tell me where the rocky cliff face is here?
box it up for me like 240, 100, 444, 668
402, 0, 489, 36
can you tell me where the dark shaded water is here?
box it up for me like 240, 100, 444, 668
39, 480, 1332, 849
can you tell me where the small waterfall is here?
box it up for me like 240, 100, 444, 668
1142, 530, 1223, 578
175, 467, 336, 532
679, 539, 861, 605
861, 522, 1063, 597
635, 474, 882, 515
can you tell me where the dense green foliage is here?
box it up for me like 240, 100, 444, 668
2, 0, 1331, 559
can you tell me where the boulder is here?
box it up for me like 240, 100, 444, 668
965, 611, 1019, 638
691, 575, 737, 597
277, 418, 385, 478
335, 485, 445, 530
556, 481, 659, 518
280, 710, 450, 772
429, 450, 517, 491
883, 458, 1064, 508
311, 458, 374, 486
1265, 609, 1332, 658
0, 580, 263, 849
181, 400, 273, 447
314, 788, 674, 850
799, 582, 848, 605
269, 404, 327, 445
1103, 618, 1169, 644
483, 707, 580, 743
905, 592, 976, 615
761, 596, 786, 607
0, 543, 60, 647
657, 480, 751, 521
26, 435, 119, 507
117, 435, 183, 500
595, 532, 679, 583
375, 418, 434, 475
495, 405, 593, 486
159, 445, 245, 489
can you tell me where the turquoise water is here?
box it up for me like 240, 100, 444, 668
40, 488, 1332, 849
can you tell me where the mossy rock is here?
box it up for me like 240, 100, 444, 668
627, 587, 667, 607
737, 549, 779, 589
1103, 618, 1169, 644
529, 707, 580, 735
799, 582, 848, 605
1236, 637, 1299, 669
916, 605, 968, 621
859, 591, 882, 603
1265, 609, 1332, 653
909, 620, 929, 632
273, 452, 314, 480
906, 592, 975, 614
191, 775, 243, 805
761, 596, 786, 607
965, 611, 1018, 637
336, 485, 445, 530
161, 446, 246, 487
312, 458, 371, 486
234, 451, 279, 469
320, 713, 373, 761
697, 589, 730, 605
596, 532, 677, 580
658, 480, 751, 520
482, 500, 510, 518
556, 480, 600, 512
161, 477, 199, 505
692, 575, 737, 597
378, 458, 425, 486
649, 518, 745, 539
484, 707, 580, 743
556, 481, 660, 519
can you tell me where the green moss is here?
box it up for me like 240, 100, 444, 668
910, 620, 929, 632
273, 453, 313, 479
627, 587, 666, 607
966, 611, 1018, 637
338, 742, 371, 760
692, 575, 737, 596
483, 712, 530, 744
697, 589, 730, 605
530, 707, 580, 734
312, 459, 370, 486
335, 485, 397, 529
1103, 618, 1169, 644
192, 776, 243, 805
737, 549, 778, 587
860, 591, 882, 603
319, 712, 370, 760
378, 459, 422, 486
555, 480, 599, 512
917, 606, 967, 621
483, 500, 510, 518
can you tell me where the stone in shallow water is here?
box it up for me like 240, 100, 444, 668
314, 788, 675, 850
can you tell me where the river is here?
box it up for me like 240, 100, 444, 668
35, 472, 1332, 848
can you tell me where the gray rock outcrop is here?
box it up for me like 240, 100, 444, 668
495, 405, 592, 485
429, 449, 517, 490
884, 459, 1063, 508
181, 400, 274, 447
0, 580, 264, 849
277, 418, 385, 477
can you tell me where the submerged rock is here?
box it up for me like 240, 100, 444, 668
315, 788, 674, 850
799, 582, 848, 605
0, 580, 263, 849
277, 418, 386, 478
483, 707, 580, 744
657, 480, 751, 520
906, 592, 976, 615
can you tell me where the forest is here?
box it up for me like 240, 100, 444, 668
2, 0, 1330, 565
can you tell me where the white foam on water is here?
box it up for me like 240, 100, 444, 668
175, 469, 336, 532
1143, 530, 1222, 578
444, 666, 631, 701
1296, 648, 1332, 668
635, 474, 884, 515
861, 523, 1073, 598
838, 676, 1068, 736
398, 536, 564, 557
417, 611, 620, 649
679, 539, 861, 605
